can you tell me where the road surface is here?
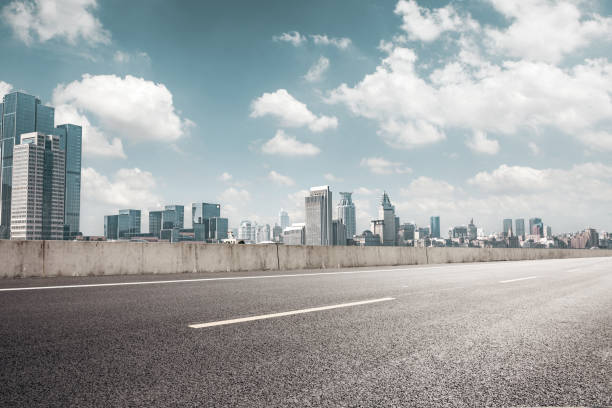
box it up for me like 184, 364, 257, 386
1, 257, 611, 407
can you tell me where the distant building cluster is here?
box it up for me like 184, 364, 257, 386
267, 185, 610, 251
0, 91, 82, 240
103, 203, 229, 243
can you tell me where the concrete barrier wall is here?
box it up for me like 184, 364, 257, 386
0, 240, 610, 278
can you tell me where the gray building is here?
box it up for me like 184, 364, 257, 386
283, 223, 305, 245
529, 217, 543, 237
515, 218, 526, 238
10, 132, 65, 240
337, 192, 356, 239
430, 216, 440, 238
379, 192, 396, 246
468, 218, 477, 240
55, 124, 82, 236
305, 186, 332, 246
209, 217, 228, 241
149, 210, 163, 237
279, 209, 290, 230
104, 215, 119, 240
503, 218, 513, 237
162, 205, 184, 229
118, 209, 141, 239
192, 202, 220, 224
354, 230, 381, 246
332, 219, 347, 246
398, 223, 416, 243
1, 92, 56, 238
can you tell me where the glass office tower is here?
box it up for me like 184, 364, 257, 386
149, 210, 163, 237
118, 209, 141, 238
1, 92, 56, 238
337, 192, 356, 239
192, 202, 220, 224
55, 124, 82, 235
429, 216, 441, 238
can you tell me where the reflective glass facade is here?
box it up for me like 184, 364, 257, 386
430, 216, 440, 238
104, 215, 119, 240
56, 124, 82, 234
118, 209, 141, 238
149, 210, 162, 237
192, 202, 220, 224
163, 205, 184, 229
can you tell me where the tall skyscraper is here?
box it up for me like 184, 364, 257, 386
10, 133, 65, 240
515, 218, 525, 238
149, 210, 163, 237
529, 217, 543, 237
104, 215, 119, 240
331, 220, 347, 246
118, 209, 141, 238
379, 192, 396, 246
279, 209, 290, 230
55, 124, 82, 235
0, 92, 56, 238
430, 216, 441, 238
337, 192, 356, 239
192, 202, 220, 224
468, 218, 477, 240
305, 186, 332, 246
503, 218, 513, 237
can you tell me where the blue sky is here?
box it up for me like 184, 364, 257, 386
1, 0, 611, 236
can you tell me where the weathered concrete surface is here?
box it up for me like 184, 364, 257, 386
0, 240, 611, 278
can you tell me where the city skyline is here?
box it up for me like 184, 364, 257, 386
0, 0, 610, 236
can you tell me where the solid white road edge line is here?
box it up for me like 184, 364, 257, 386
0, 268, 429, 292
188, 297, 396, 329
499, 276, 537, 284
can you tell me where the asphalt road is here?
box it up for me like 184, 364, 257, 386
1, 257, 611, 407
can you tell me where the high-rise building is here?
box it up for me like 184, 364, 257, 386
305, 186, 332, 246
162, 205, 184, 229
239, 220, 255, 242
379, 192, 396, 246
104, 215, 119, 240
118, 209, 141, 238
398, 223, 416, 243
149, 210, 163, 237
256, 224, 271, 243
283, 223, 305, 245
515, 218, 525, 238
331, 220, 347, 246
430, 216, 441, 238
55, 124, 82, 236
272, 225, 283, 242
279, 209, 290, 230
337, 192, 356, 239
10, 133, 65, 240
467, 218, 477, 240
503, 218, 513, 237
192, 203, 220, 224
1, 92, 57, 238
209, 217, 228, 241
529, 217, 543, 237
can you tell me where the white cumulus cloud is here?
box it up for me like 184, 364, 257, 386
0, 81, 12, 98
251, 89, 337, 132
394, 0, 470, 42
261, 130, 320, 156
485, 0, 612, 64
465, 131, 500, 155
1, 0, 110, 46
52, 74, 193, 158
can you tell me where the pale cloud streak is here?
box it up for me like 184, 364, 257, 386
304, 56, 330, 82
251, 89, 337, 132
261, 130, 320, 157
